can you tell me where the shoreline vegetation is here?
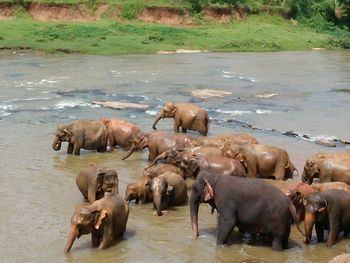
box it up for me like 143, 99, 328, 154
0, 0, 349, 55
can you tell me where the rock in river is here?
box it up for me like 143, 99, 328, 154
92, 101, 150, 110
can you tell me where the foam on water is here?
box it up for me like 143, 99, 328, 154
216, 109, 252, 115
54, 100, 91, 109
256, 109, 272, 115
145, 110, 158, 116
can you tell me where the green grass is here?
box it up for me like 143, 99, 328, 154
0, 15, 341, 55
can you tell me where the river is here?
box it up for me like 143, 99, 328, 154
1, 50, 350, 262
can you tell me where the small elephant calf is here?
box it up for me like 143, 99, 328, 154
76, 164, 119, 203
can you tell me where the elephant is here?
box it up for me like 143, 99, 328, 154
196, 133, 257, 149
329, 254, 350, 263
121, 131, 199, 162
190, 170, 305, 250
125, 179, 153, 204
76, 164, 119, 203
287, 182, 350, 223
143, 163, 186, 179
152, 102, 210, 136
148, 172, 188, 216
100, 118, 141, 150
303, 189, 350, 246
223, 143, 296, 180
301, 152, 350, 184
64, 193, 129, 254
176, 153, 246, 179
52, 120, 108, 155
147, 146, 223, 168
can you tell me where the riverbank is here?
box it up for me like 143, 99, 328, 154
0, 2, 348, 55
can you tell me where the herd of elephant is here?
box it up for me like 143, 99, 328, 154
51, 102, 350, 254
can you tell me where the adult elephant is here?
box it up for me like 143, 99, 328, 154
303, 189, 350, 246
100, 118, 141, 150
148, 172, 188, 216
143, 163, 186, 179
121, 131, 199, 162
190, 170, 304, 250
52, 120, 108, 155
64, 193, 129, 254
223, 143, 296, 180
125, 179, 153, 204
177, 154, 246, 179
76, 164, 119, 203
301, 152, 350, 184
152, 102, 210, 136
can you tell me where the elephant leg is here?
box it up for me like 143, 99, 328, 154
73, 145, 80, 155
315, 222, 324, 242
282, 226, 291, 249
217, 212, 236, 245
272, 237, 283, 251
272, 163, 286, 180
327, 217, 340, 246
181, 127, 187, 133
97, 145, 107, 153
91, 233, 100, 247
173, 122, 180, 133
67, 142, 74, 154
99, 224, 114, 249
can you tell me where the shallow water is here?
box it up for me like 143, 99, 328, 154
1, 51, 350, 262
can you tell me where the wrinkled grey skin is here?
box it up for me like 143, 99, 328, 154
64, 194, 129, 254
149, 172, 188, 216
76, 164, 119, 203
52, 120, 108, 155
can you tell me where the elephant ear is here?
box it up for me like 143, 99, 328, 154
95, 209, 108, 230
189, 158, 199, 173
203, 179, 214, 202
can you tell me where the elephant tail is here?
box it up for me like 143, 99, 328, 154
289, 201, 309, 241
205, 116, 210, 135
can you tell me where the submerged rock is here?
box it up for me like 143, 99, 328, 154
92, 101, 150, 110
190, 89, 232, 99
255, 93, 278, 99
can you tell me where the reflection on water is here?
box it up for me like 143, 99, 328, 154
1, 51, 350, 262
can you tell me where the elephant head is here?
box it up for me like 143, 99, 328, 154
222, 144, 248, 172
121, 134, 148, 160
303, 194, 328, 243
100, 169, 119, 195
152, 102, 177, 130
125, 181, 150, 204
177, 153, 200, 178
64, 205, 108, 254
52, 124, 72, 151
302, 160, 320, 184
149, 176, 173, 216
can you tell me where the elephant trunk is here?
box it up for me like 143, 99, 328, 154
52, 137, 62, 151
121, 145, 135, 160
64, 224, 78, 254
153, 191, 163, 216
152, 111, 164, 130
190, 191, 200, 238
304, 212, 315, 244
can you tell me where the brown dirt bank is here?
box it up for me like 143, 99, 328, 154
0, 2, 245, 23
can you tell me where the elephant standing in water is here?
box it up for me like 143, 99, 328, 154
76, 164, 119, 203
100, 118, 141, 150
52, 120, 108, 155
303, 189, 350, 246
152, 102, 210, 136
64, 193, 129, 253
190, 170, 304, 250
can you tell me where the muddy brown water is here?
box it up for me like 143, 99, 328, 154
1, 51, 350, 262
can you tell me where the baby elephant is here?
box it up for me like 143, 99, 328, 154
148, 172, 188, 216
303, 189, 350, 246
64, 193, 129, 254
76, 164, 119, 203
125, 180, 153, 204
